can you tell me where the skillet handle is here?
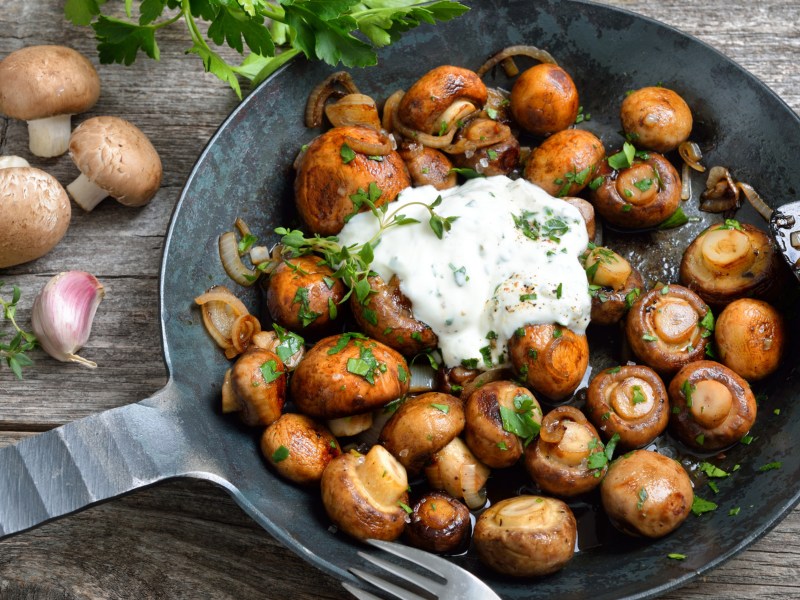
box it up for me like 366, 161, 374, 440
0, 383, 191, 540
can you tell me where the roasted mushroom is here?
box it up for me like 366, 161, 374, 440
473, 496, 577, 577
715, 298, 785, 381
404, 491, 471, 554
266, 255, 346, 334
260, 413, 341, 485
425, 437, 491, 509
601, 450, 694, 538
510, 63, 580, 137
294, 126, 410, 235
620, 87, 693, 153
447, 118, 520, 176
586, 365, 669, 449
523, 129, 605, 197
379, 392, 465, 474
525, 406, 607, 497
320, 444, 409, 541
582, 246, 645, 325
350, 274, 437, 356
563, 197, 596, 241
396, 65, 488, 140
507, 324, 589, 401
228, 348, 287, 426
679, 221, 782, 306
590, 151, 681, 230
464, 380, 542, 468
397, 142, 457, 190
290, 333, 410, 419
625, 285, 712, 376
669, 360, 757, 451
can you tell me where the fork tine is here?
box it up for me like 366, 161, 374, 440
341, 581, 387, 600
357, 550, 444, 595
349, 567, 427, 600
365, 539, 453, 579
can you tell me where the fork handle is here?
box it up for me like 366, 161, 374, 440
0, 383, 190, 539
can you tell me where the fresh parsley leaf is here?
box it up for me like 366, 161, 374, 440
430, 403, 450, 414
659, 206, 689, 229
341, 143, 356, 164
448, 167, 485, 179
691, 496, 718, 516
271, 445, 290, 462
260, 359, 282, 384
608, 142, 636, 170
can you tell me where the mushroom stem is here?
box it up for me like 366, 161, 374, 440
0, 156, 30, 169
67, 173, 110, 211
355, 445, 408, 507
27, 114, 72, 157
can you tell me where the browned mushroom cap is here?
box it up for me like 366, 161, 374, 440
290, 333, 410, 419
586, 365, 669, 449
320, 445, 409, 541
0, 45, 100, 157
350, 274, 437, 356
266, 255, 345, 335
562, 197, 596, 241
510, 63, 580, 137
464, 380, 542, 468
397, 65, 488, 135
67, 116, 162, 211
525, 406, 607, 497
451, 135, 520, 177
294, 126, 411, 236
404, 491, 471, 554
230, 348, 287, 426
582, 246, 645, 326
260, 413, 341, 485
625, 285, 712, 376
590, 151, 681, 229
669, 360, 757, 451
0, 167, 71, 268
397, 143, 457, 190
507, 324, 589, 401
379, 392, 465, 474
679, 221, 783, 306
601, 450, 693, 538
620, 87, 693, 153
473, 496, 577, 577
715, 299, 785, 381
523, 129, 605, 197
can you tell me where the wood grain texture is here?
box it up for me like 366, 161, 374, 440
0, 0, 798, 598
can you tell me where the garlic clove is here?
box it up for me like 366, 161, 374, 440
31, 271, 105, 368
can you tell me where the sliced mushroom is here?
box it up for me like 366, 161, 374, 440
585, 365, 669, 449
583, 246, 645, 325
67, 116, 163, 211
425, 437, 490, 509
473, 496, 577, 577
0, 45, 100, 157
625, 285, 712, 376
669, 360, 757, 451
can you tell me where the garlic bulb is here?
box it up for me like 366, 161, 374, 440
31, 271, 105, 368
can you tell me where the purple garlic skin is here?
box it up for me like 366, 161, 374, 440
31, 271, 104, 368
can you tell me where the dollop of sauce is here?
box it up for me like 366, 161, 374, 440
338, 176, 591, 368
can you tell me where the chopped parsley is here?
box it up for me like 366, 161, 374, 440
698, 462, 729, 478
340, 143, 356, 164
292, 287, 321, 327
667, 553, 687, 561
691, 496, 718, 516
499, 394, 540, 446
642, 334, 658, 342
430, 403, 450, 414
759, 461, 782, 472
461, 358, 479, 369
397, 364, 408, 384
682, 380, 695, 408
260, 360, 282, 384
587, 432, 620, 474
637, 487, 648, 510
271, 445, 290, 463
346, 342, 384, 384
607, 142, 636, 170
272, 324, 304, 363
631, 385, 646, 405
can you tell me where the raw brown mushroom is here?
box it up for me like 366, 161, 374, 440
0, 167, 71, 268
67, 116, 163, 211
0, 45, 100, 157
715, 299, 785, 381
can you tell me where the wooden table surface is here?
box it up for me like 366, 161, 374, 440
1, 1, 798, 598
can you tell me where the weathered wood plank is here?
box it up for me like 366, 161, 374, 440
0, 0, 798, 599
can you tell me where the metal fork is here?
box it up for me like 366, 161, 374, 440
342, 539, 502, 600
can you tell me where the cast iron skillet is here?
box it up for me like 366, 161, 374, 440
0, 1, 798, 599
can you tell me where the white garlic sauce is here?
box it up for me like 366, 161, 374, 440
337, 175, 591, 369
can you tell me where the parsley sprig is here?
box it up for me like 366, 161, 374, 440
275, 190, 456, 304
65, 0, 469, 98
0, 283, 37, 380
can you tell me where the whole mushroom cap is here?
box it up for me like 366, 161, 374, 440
0, 45, 100, 121
69, 116, 163, 207
0, 167, 71, 268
